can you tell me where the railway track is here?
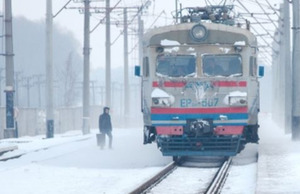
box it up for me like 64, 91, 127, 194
129, 157, 232, 194
129, 162, 177, 194
205, 157, 232, 194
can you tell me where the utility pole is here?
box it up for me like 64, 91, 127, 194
0, 67, 5, 107
272, 36, 279, 123
69, 1, 148, 114
82, 0, 91, 135
272, 5, 287, 130
119, 83, 123, 116
14, 71, 22, 107
100, 86, 104, 106
292, 0, 300, 140
33, 74, 44, 108
23, 76, 33, 107
138, 14, 144, 72
175, 0, 178, 23
284, 1, 291, 133
46, 0, 54, 138
278, 4, 285, 129
111, 81, 116, 109
0, 76, 3, 107
90, 80, 97, 105
3, 0, 15, 138
124, 8, 129, 115
105, 0, 111, 107
138, 14, 144, 115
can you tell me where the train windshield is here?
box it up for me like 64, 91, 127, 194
156, 55, 196, 77
202, 55, 242, 77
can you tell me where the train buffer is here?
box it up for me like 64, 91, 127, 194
0, 144, 18, 156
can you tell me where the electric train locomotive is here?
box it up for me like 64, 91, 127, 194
135, 6, 263, 158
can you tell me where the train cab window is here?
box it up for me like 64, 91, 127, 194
156, 55, 196, 77
143, 57, 149, 77
202, 55, 242, 77
250, 56, 257, 77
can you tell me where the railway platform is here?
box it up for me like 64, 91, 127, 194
0, 144, 18, 155
256, 114, 300, 193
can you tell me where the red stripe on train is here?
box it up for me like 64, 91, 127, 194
151, 107, 248, 114
156, 126, 184, 135
152, 81, 186, 87
214, 126, 244, 135
213, 81, 247, 87
152, 81, 247, 88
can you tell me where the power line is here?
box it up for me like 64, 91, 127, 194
255, 0, 278, 29
236, 0, 279, 45
90, 0, 122, 33
264, 0, 281, 18
53, 0, 72, 18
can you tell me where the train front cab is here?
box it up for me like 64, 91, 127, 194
140, 23, 260, 157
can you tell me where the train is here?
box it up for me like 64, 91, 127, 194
135, 6, 264, 160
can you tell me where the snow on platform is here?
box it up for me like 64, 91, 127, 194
0, 128, 171, 194
0, 144, 18, 155
256, 113, 300, 193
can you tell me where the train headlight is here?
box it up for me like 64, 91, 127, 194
190, 24, 208, 42
229, 96, 247, 106
234, 41, 245, 52
153, 98, 159, 105
152, 96, 175, 107
151, 88, 175, 107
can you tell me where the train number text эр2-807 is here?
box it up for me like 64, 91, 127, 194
180, 98, 219, 107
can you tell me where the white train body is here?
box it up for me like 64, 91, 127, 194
139, 21, 260, 156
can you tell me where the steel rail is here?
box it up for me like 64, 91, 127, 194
129, 162, 177, 194
205, 157, 232, 194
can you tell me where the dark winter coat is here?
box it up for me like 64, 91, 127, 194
99, 107, 112, 133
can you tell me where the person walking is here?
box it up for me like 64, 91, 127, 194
99, 107, 113, 149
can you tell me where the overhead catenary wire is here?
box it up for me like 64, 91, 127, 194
90, 0, 122, 33
110, 1, 156, 46
128, 10, 166, 54
263, 0, 281, 18
53, 0, 72, 18
237, 14, 278, 54
236, 0, 279, 45
255, 0, 278, 29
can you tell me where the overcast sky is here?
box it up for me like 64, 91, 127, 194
7, 0, 281, 69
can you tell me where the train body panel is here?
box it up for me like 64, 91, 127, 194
139, 9, 260, 157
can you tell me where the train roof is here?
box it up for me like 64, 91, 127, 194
143, 22, 257, 47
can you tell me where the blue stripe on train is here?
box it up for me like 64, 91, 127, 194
151, 113, 248, 121
152, 123, 248, 126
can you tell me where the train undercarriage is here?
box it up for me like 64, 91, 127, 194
143, 120, 259, 157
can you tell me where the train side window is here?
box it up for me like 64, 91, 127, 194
250, 56, 257, 77
143, 57, 149, 77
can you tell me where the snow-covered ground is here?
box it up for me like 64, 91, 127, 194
149, 167, 219, 194
0, 113, 300, 194
0, 128, 171, 194
224, 113, 300, 194
222, 143, 258, 194
256, 113, 300, 193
